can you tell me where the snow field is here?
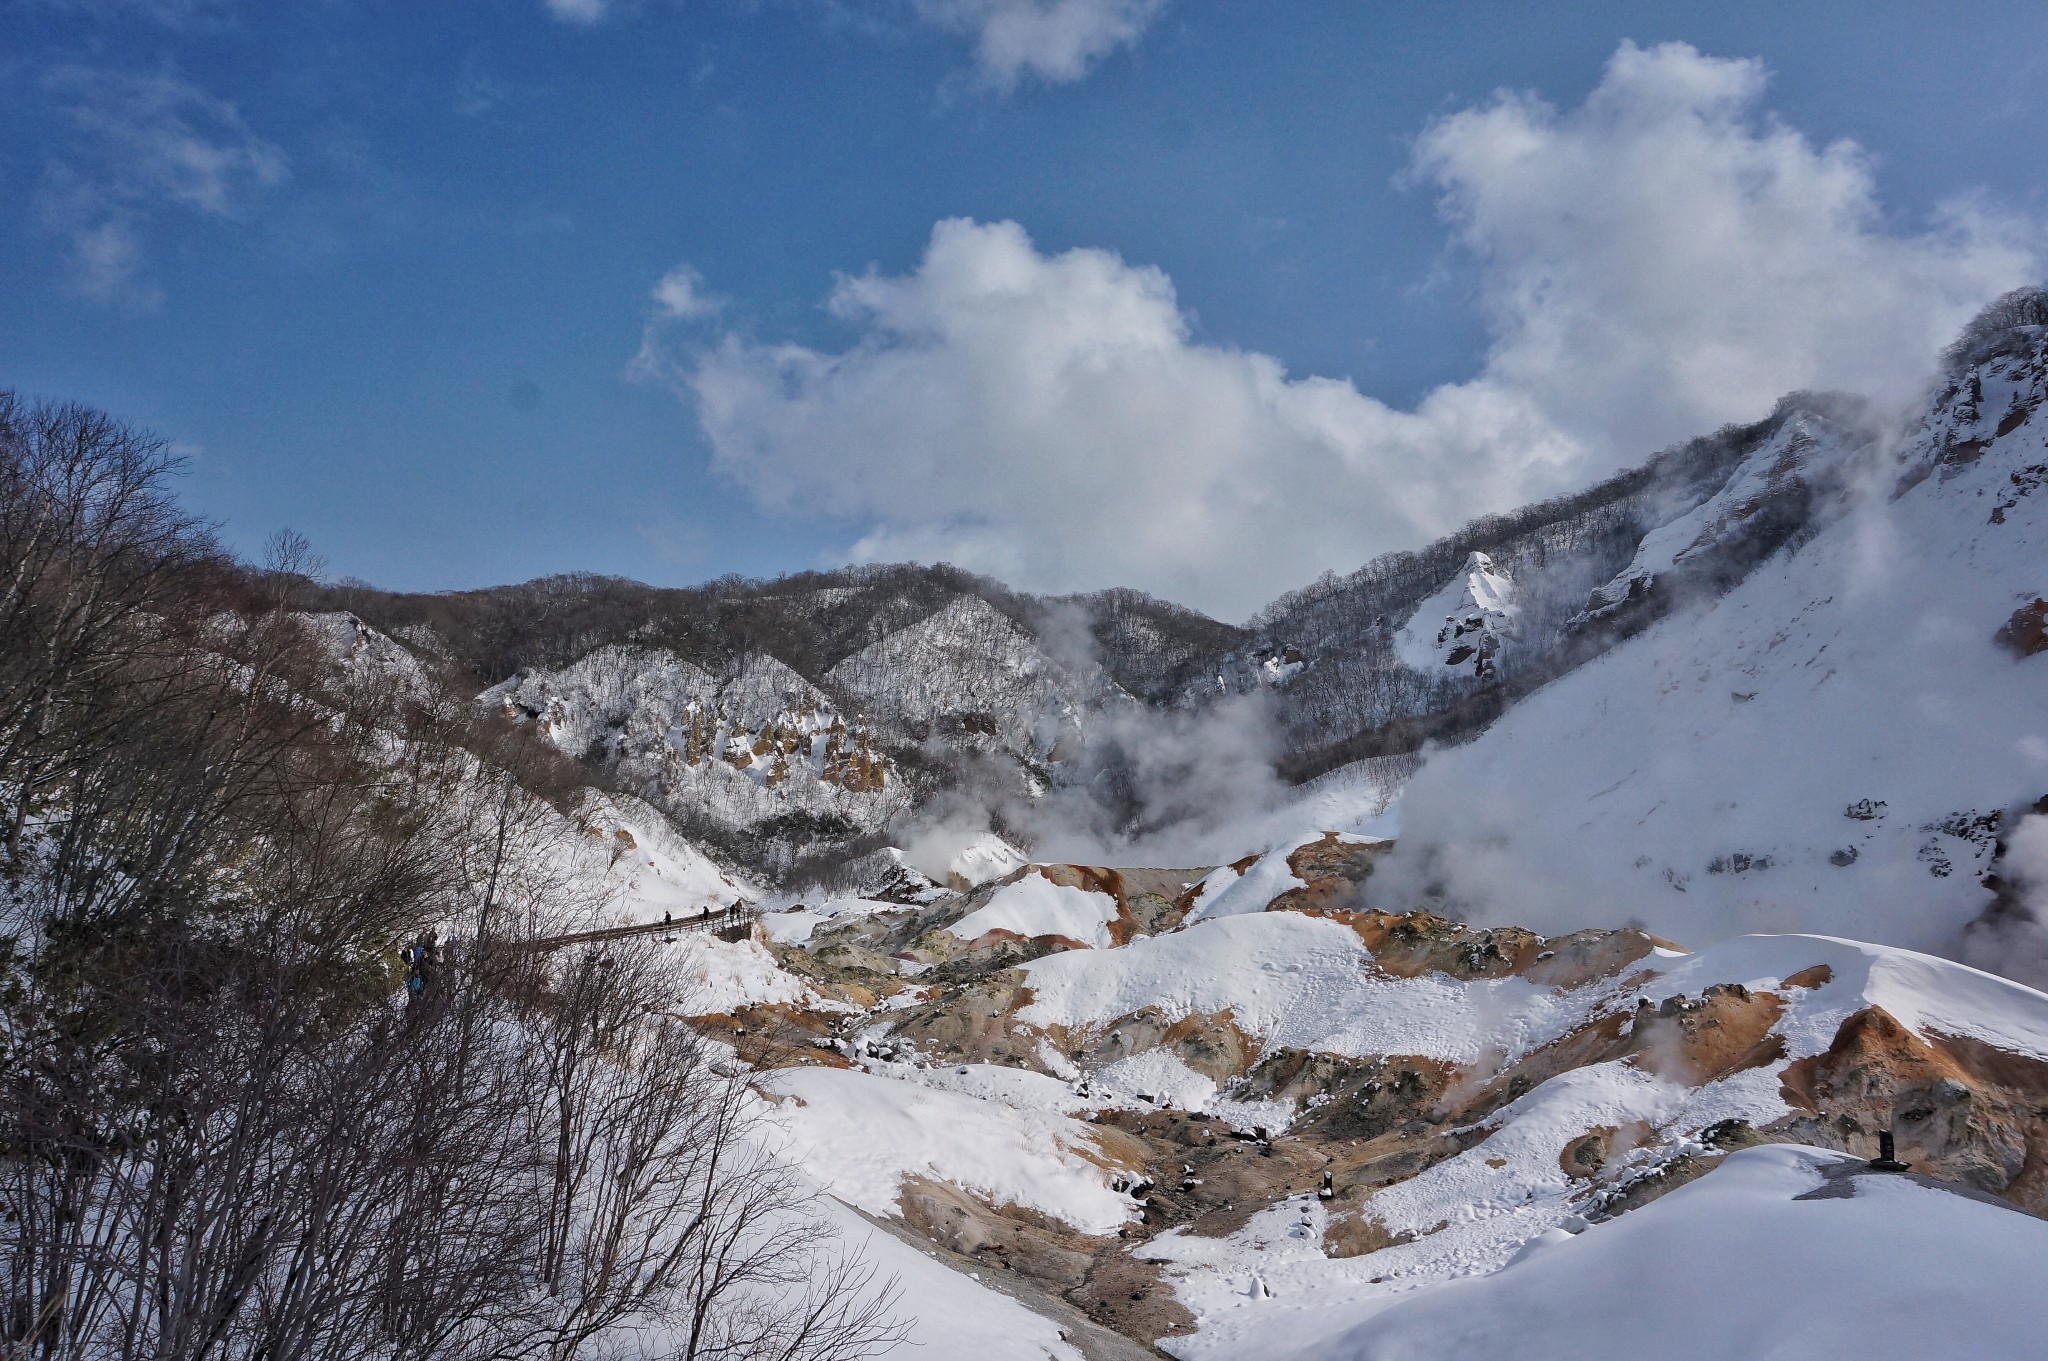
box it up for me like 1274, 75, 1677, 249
762, 1065, 1139, 1235
1305, 1144, 2048, 1361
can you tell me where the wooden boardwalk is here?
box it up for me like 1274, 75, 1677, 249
519, 906, 754, 951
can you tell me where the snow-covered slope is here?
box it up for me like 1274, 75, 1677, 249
764, 1064, 1138, 1235
573, 790, 757, 925
1572, 406, 1867, 632
1383, 337, 2048, 969
1298, 1144, 2048, 1361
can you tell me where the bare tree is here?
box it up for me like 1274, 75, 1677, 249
1, 394, 905, 1361
518, 943, 902, 1361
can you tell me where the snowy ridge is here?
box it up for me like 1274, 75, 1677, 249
1299, 1145, 2048, 1361
1575, 407, 1866, 627
1651, 932, 2048, 1061
827, 594, 1134, 762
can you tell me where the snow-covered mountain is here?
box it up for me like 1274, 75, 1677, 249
825, 593, 1135, 767
327, 389, 1892, 886
1380, 320, 2048, 973
1216, 393, 1880, 780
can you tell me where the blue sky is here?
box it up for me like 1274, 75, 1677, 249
4, 2, 2045, 618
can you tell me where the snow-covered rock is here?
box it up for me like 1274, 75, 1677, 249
1395, 551, 1517, 678
935, 830, 1030, 889
949, 868, 1126, 949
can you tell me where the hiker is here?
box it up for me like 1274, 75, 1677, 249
404, 931, 440, 1004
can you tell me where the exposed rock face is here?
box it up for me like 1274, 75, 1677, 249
1779, 1008, 2046, 1205
1997, 597, 2048, 657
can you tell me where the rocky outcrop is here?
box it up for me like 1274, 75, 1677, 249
1778, 1007, 2048, 1207
1997, 598, 2048, 657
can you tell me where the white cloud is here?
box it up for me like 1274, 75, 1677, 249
651, 264, 724, 320
538, 0, 1162, 89
39, 65, 289, 305
1412, 39, 2034, 461
910, 0, 1167, 89
543, 0, 611, 24
648, 41, 2039, 619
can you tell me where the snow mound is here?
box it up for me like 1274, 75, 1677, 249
1018, 913, 1598, 1065
950, 869, 1123, 948
936, 830, 1030, 889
